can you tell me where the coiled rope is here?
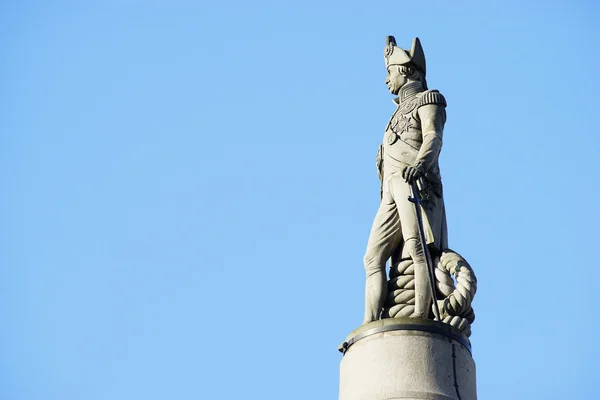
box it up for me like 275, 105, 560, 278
383, 250, 477, 337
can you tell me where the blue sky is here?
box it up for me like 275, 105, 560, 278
1, 1, 599, 399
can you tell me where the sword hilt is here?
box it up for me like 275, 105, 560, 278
407, 183, 422, 204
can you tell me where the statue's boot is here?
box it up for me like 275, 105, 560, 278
413, 260, 432, 318
362, 266, 386, 324
405, 238, 432, 319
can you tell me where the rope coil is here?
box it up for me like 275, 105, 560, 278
383, 249, 477, 336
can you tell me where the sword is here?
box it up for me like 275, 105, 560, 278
408, 182, 442, 322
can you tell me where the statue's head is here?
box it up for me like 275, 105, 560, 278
384, 36, 427, 94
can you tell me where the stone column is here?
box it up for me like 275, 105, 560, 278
338, 318, 476, 400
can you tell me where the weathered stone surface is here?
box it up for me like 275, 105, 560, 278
339, 319, 476, 400
341, 36, 479, 400
362, 36, 477, 337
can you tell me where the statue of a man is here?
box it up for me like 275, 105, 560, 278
363, 36, 448, 324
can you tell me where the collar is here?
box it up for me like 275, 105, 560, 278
393, 81, 425, 105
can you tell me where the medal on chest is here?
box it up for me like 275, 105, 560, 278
386, 97, 418, 145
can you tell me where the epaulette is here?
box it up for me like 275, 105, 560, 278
418, 90, 446, 108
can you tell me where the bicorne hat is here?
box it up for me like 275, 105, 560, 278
384, 36, 426, 78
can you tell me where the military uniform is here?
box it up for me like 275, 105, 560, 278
363, 37, 448, 323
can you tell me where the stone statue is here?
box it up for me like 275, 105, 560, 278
362, 36, 476, 335
338, 37, 479, 400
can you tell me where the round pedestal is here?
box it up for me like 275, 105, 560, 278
339, 318, 476, 400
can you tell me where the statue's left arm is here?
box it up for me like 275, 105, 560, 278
414, 99, 447, 173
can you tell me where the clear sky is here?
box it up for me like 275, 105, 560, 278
2, 1, 599, 399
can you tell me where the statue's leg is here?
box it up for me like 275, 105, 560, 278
363, 190, 401, 324
392, 177, 432, 319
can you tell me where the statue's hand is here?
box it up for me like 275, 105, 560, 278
402, 164, 423, 183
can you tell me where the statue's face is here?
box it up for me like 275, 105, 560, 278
385, 66, 407, 95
